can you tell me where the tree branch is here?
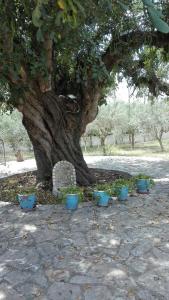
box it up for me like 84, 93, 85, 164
102, 31, 169, 72
137, 75, 169, 96
37, 33, 53, 93
121, 59, 169, 96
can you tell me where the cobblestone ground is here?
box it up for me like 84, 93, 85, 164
1, 157, 169, 299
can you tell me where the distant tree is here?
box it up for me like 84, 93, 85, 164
141, 101, 169, 151
123, 103, 143, 149
110, 102, 127, 146
86, 101, 127, 154
81, 135, 88, 152
82, 125, 98, 149
86, 104, 113, 155
0, 137, 6, 165
0, 111, 32, 152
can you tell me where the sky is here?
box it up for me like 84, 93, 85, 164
109, 79, 145, 103
116, 80, 129, 102
107, 79, 131, 103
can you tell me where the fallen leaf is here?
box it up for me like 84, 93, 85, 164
58, 256, 65, 260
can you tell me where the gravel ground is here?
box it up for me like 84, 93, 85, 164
1, 155, 169, 179
1, 156, 169, 299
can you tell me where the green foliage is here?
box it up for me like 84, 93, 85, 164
32, 0, 49, 27
112, 178, 135, 194
94, 183, 112, 196
0, 0, 169, 113
87, 104, 114, 137
132, 174, 155, 187
0, 110, 32, 151
95, 178, 135, 196
139, 100, 169, 151
59, 186, 84, 203
142, 0, 169, 33
1, 170, 155, 205
116, 0, 169, 34
32, 0, 85, 28
117, 0, 129, 11
85, 96, 169, 153
94, 174, 155, 198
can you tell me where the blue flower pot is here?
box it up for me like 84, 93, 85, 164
117, 186, 128, 201
18, 194, 37, 211
66, 194, 79, 210
93, 191, 110, 207
136, 179, 149, 194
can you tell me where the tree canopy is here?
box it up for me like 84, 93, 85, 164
85, 96, 169, 153
1, 0, 169, 186
0, 0, 169, 109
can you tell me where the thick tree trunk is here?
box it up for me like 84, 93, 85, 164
21, 90, 95, 187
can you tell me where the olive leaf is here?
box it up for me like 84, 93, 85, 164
32, 0, 49, 27
142, 0, 169, 33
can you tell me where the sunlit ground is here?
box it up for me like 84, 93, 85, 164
82, 140, 169, 158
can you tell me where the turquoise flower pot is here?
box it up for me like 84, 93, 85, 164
117, 186, 128, 201
136, 179, 149, 194
66, 194, 79, 210
93, 191, 110, 207
18, 194, 37, 211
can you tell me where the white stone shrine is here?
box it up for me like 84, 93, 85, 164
52, 160, 76, 196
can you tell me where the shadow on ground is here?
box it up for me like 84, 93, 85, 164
1, 157, 169, 299
86, 156, 169, 179
1, 183, 169, 299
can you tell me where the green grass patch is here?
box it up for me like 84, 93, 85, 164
93, 174, 155, 196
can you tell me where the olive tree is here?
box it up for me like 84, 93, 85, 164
0, 110, 32, 152
0, 0, 169, 186
86, 104, 114, 155
141, 101, 169, 151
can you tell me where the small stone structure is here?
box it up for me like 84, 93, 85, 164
52, 160, 76, 196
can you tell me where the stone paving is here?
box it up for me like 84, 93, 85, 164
1, 157, 169, 299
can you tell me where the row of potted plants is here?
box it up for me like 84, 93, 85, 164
61, 174, 154, 210
17, 174, 154, 211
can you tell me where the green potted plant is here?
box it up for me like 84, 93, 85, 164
112, 179, 134, 201
93, 183, 112, 207
16, 187, 37, 211
132, 174, 155, 194
59, 186, 84, 210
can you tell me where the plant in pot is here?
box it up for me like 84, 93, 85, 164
112, 179, 132, 201
59, 186, 84, 210
93, 183, 111, 207
17, 188, 37, 211
132, 174, 155, 194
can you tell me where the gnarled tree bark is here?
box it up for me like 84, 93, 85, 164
20, 90, 96, 187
